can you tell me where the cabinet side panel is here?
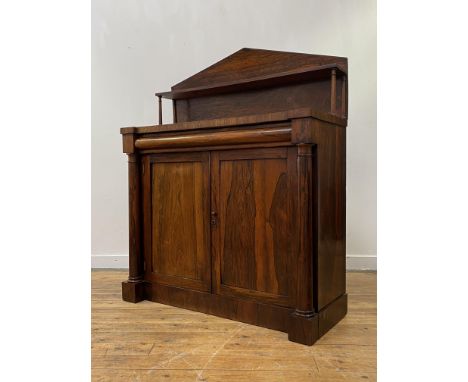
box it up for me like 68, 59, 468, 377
309, 123, 346, 310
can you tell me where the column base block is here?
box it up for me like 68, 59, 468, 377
288, 312, 319, 345
288, 293, 348, 345
122, 281, 145, 303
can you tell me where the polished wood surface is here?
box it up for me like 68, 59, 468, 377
211, 147, 294, 306
295, 144, 315, 314
174, 81, 336, 122
120, 107, 346, 135
157, 95, 162, 125
164, 48, 346, 120
142, 152, 211, 292
93, 270, 375, 382
121, 153, 145, 302
121, 48, 348, 345
308, 121, 346, 310
134, 126, 291, 150
172, 48, 347, 91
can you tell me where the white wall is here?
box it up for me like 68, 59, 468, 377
92, 0, 376, 269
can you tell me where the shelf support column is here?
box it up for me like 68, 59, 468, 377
157, 95, 162, 125
330, 68, 337, 114
172, 100, 177, 123
341, 75, 347, 117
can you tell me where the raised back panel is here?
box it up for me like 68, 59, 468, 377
175, 78, 344, 122
142, 152, 211, 292
211, 147, 296, 307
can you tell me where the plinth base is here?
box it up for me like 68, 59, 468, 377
122, 281, 145, 303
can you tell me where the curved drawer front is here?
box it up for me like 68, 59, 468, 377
134, 126, 292, 150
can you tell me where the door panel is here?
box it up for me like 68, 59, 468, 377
211, 147, 296, 306
142, 152, 211, 292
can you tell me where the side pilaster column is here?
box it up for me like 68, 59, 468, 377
295, 143, 315, 316
127, 153, 143, 283
288, 142, 319, 345
121, 132, 145, 302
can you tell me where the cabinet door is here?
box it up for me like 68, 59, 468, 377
211, 147, 296, 307
142, 152, 211, 292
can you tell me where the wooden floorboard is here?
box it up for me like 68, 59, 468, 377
92, 270, 376, 381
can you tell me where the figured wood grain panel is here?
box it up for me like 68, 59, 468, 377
147, 152, 210, 292
306, 123, 346, 310
220, 159, 256, 290
253, 160, 288, 295
212, 148, 293, 305
172, 48, 347, 91
178, 81, 332, 122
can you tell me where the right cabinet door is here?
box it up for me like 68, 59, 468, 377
211, 147, 297, 307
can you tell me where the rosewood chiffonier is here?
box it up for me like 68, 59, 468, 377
120, 48, 348, 345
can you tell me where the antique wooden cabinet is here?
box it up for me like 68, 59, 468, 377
120, 48, 348, 345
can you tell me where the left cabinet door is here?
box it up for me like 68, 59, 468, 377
142, 152, 211, 292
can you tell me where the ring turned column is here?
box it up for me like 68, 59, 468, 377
127, 153, 143, 283
121, 133, 145, 302
288, 142, 319, 345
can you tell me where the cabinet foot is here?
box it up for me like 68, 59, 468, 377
288, 312, 319, 345
288, 293, 348, 345
318, 293, 347, 337
122, 280, 145, 303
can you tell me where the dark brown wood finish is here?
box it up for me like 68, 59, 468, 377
172, 48, 347, 91
121, 48, 348, 345
121, 107, 346, 135
134, 126, 291, 150
211, 147, 295, 307
141, 152, 211, 293
122, 142, 145, 303
295, 144, 315, 316
174, 80, 335, 122
331, 69, 337, 114
310, 121, 347, 310
172, 99, 177, 123
157, 95, 162, 125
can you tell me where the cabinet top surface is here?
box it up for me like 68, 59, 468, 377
121, 107, 346, 135
156, 48, 348, 100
